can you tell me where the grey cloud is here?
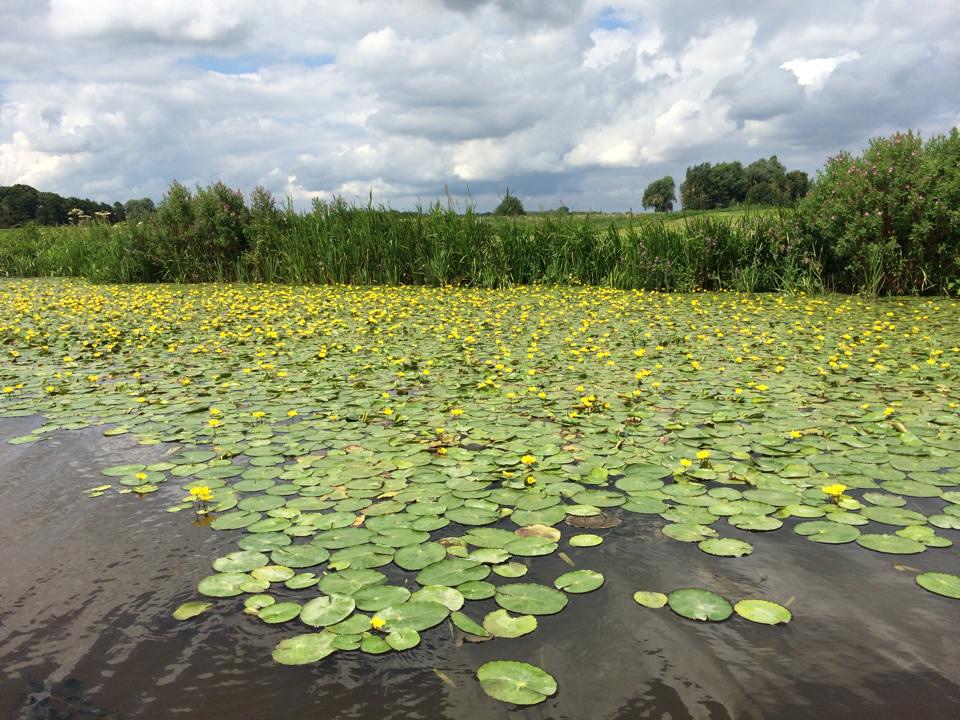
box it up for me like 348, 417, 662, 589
442, 0, 586, 26
0, 0, 957, 211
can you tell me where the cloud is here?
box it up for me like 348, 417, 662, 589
0, 0, 957, 211
781, 51, 862, 92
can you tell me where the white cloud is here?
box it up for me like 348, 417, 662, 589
781, 51, 862, 92
48, 0, 257, 43
0, 1, 956, 211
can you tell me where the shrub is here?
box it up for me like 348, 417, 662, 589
495, 191, 525, 216
799, 129, 960, 294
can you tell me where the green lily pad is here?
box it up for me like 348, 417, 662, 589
482, 609, 537, 638
197, 572, 249, 597
416, 558, 490, 586
385, 627, 420, 651
569, 534, 603, 547
451, 610, 492, 638
378, 600, 450, 631
259, 602, 302, 624
697, 538, 753, 557
352, 585, 412, 612
916, 572, 960, 599
476, 661, 557, 706
173, 601, 212, 620
300, 594, 356, 627
794, 521, 861, 544
734, 599, 791, 625
393, 542, 446, 571
633, 591, 668, 608
553, 570, 604, 594
495, 583, 568, 615
856, 534, 926, 554
272, 632, 337, 665
667, 588, 732, 622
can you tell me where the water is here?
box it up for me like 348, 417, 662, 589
2, 417, 959, 719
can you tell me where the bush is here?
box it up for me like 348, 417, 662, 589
142, 181, 250, 281
495, 191, 525, 216
799, 129, 960, 294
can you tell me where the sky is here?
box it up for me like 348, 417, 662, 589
1, 0, 958, 212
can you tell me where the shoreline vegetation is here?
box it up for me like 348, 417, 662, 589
1, 129, 957, 295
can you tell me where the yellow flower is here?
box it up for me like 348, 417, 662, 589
788, 430, 802, 439
821, 483, 848, 498
209, 407, 221, 416
208, 418, 221, 428
755, 384, 769, 391
883, 406, 894, 416
252, 410, 266, 419
696, 450, 711, 460
371, 615, 386, 630
287, 409, 298, 418
135, 472, 148, 481
383, 407, 394, 416
450, 408, 464, 416
2, 386, 13, 394
525, 476, 537, 485
679, 458, 692, 468
437, 447, 447, 455
520, 454, 536, 465
45, 385, 56, 393
190, 486, 213, 502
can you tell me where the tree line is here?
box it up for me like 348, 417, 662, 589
0, 184, 157, 228
642, 156, 810, 212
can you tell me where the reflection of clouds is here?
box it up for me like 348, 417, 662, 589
0, 2, 957, 211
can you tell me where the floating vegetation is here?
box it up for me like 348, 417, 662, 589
2, 279, 960, 706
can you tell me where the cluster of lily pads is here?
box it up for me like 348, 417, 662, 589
2, 279, 960, 706
634, 589, 792, 624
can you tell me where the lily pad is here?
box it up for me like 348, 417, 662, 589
272, 632, 337, 665
697, 538, 753, 557
482, 609, 537, 638
300, 594, 356, 627
173, 601, 212, 620
856, 534, 926, 554
553, 570, 605, 594
633, 591, 668, 608
916, 572, 960, 599
197, 572, 249, 597
476, 661, 557, 706
495, 583, 568, 615
734, 599, 791, 625
667, 588, 732, 622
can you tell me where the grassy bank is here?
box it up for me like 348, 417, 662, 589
0, 203, 819, 293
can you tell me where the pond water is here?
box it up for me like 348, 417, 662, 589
3, 416, 958, 720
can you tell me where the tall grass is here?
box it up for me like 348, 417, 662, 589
0, 197, 825, 292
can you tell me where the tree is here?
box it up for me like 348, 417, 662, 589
711, 161, 747, 207
642, 176, 676, 212
784, 170, 810, 202
124, 197, 156, 223
495, 190, 525, 216
679, 163, 713, 210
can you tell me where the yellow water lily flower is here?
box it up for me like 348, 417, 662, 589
520, 454, 536, 465
190, 486, 213, 502
821, 483, 848, 498
371, 615, 386, 630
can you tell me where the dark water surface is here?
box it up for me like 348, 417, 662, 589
2, 418, 959, 720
